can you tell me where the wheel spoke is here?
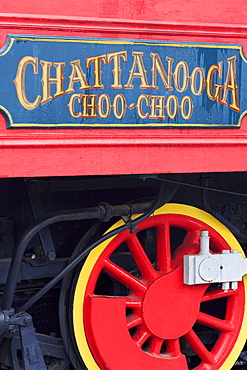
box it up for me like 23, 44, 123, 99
173, 230, 200, 265
125, 297, 142, 309
132, 327, 151, 347
91, 295, 142, 308
89, 294, 135, 304
197, 312, 233, 332
148, 336, 164, 355
166, 338, 181, 357
184, 329, 215, 365
127, 315, 143, 329
156, 222, 172, 272
183, 229, 201, 245
103, 259, 147, 293
126, 234, 158, 281
202, 287, 236, 302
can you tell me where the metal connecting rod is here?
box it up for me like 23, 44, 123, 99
183, 230, 247, 291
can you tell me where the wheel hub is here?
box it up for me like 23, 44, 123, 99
142, 267, 201, 339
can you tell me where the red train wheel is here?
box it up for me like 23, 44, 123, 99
73, 204, 247, 370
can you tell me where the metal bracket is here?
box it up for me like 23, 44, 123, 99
183, 230, 247, 291
8, 311, 47, 369
8, 333, 71, 370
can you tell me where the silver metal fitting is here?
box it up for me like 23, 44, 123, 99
183, 230, 247, 291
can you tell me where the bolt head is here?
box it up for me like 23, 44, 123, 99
24, 316, 32, 324
47, 251, 56, 261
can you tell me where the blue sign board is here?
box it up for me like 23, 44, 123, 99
0, 35, 246, 128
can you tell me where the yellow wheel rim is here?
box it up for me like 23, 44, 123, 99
73, 204, 247, 370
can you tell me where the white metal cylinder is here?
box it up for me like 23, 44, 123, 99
199, 230, 210, 255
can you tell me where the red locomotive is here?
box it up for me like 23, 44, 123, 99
0, 0, 247, 369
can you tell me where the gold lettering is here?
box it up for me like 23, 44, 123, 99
67, 94, 82, 118
181, 96, 194, 120
98, 94, 111, 118
166, 95, 178, 119
40, 60, 65, 104
149, 95, 166, 119
190, 67, 205, 96
113, 94, 126, 119
81, 94, 98, 117
66, 60, 90, 94
137, 94, 149, 119
14, 56, 41, 110
150, 54, 173, 90
86, 54, 107, 89
174, 61, 189, 93
125, 52, 151, 89
206, 63, 223, 101
106, 51, 128, 89
220, 56, 240, 112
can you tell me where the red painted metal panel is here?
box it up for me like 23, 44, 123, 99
0, 1, 247, 177
1, 0, 247, 25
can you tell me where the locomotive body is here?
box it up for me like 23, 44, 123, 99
0, 0, 247, 369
